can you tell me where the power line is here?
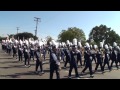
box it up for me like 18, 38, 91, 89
34, 17, 41, 37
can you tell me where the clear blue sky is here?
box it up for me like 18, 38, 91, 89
0, 11, 120, 40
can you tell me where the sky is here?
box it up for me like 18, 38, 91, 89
0, 11, 120, 40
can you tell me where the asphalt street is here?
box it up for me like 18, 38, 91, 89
0, 44, 120, 79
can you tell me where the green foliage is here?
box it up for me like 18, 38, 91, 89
108, 30, 120, 45
0, 36, 6, 42
89, 24, 120, 46
9, 34, 14, 38
10, 32, 38, 40
58, 27, 86, 43
46, 36, 53, 45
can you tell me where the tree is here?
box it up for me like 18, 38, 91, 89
0, 36, 6, 42
108, 30, 120, 45
58, 27, 86, 44
10, 32, 38, 40
89, 24, 120, 45
9, 34, 14, 38
45, 36, 53, 45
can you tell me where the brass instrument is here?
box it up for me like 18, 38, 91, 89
98, 48, 104, 60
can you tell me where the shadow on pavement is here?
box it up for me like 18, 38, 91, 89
43, 69, 50, 73
0, 61, 20, 64
63, 75, 92, 79
0, 57, 13, 59
0, 75, 20, 78
0, 71, 39, 78
0, 64, 30, 69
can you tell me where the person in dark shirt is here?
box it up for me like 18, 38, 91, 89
8, 43, 12, 55
12, 44, 17, 59
49, 46, 60, 79
18, 45, 23, 62
63, 46, 71, 69
102, 48, 111, 72
77, 48, 82, 68
110, 47, 119, 70
30, 44, 35, 61
109, 46, 113, 62
90, 47, 97, 64
35, 46, 44, 74
60, 47, 65, 62
23, 46, 30, 67
42, 45, 46, 62
94, 47, 104, 73
68, 45, 79, 79
117, 48, 120, 66
81, 47, 94, 78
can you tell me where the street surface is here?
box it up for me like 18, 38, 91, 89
0, 44, 120, 79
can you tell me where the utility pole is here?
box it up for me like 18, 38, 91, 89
17, 27, 19, 34
16, 27, 19, 40
34, 17, 41, 37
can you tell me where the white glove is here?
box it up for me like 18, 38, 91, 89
56, 61, 60, 66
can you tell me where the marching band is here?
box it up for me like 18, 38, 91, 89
1, 37, 120, 79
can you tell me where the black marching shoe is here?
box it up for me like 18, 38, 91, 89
35, 71, 39, 74
102, 71, 105, 74
94, 70, 97, 73
90, 75, 94, 78
41, 71, 45, 74
68, 76, 72, 79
